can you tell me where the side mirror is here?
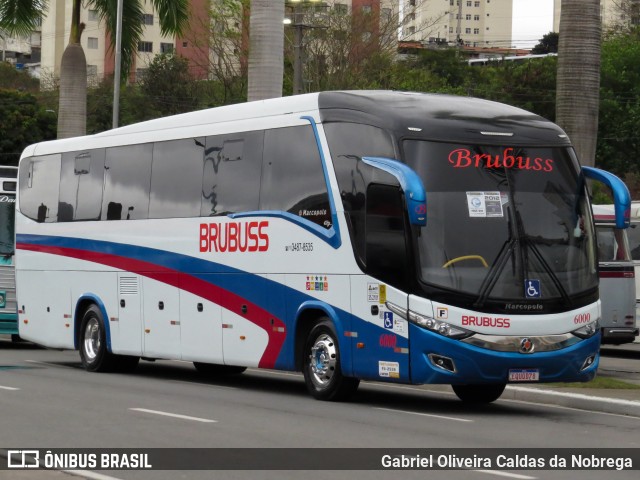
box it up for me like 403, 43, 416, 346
582, 166, 631, 229
362, 157, 427, 226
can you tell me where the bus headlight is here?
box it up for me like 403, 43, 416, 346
572, 319, 600, 339
408, 310, 474, 339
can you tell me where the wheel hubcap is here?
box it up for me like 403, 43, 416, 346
83, 318, 100, 361
308, 333, 337, 388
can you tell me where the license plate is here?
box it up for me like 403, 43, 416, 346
508, 368, 540, 382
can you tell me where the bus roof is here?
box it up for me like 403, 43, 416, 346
21, 91, 572, 158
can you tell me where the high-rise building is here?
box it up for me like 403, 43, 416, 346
400, 0, 513, 48
553, 0, 640, 32
40, 0, 209, 84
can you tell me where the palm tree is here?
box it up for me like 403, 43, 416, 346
556, 0, 601, 167
1, 0, 188, 138
247, 0, 284, 101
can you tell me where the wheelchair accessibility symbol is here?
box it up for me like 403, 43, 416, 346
525, 279, 541, 299
383, 312, 394, 329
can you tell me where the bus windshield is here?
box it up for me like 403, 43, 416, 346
0, 194, 16, 256
403, 141, 597, 305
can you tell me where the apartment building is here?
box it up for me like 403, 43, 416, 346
1, 20, 41, 67
553, 0, 640, 31
401, 0, 513, 48
40, 0, 209, 84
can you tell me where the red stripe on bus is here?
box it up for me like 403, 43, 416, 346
16, 242, 286, 368
598, 271, 635, 278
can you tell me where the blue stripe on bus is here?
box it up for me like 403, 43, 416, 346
17, 233, 410, 377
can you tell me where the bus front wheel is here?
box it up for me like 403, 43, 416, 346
452, 383, 506, 404
302, 319, 359, 401
79, 305, 118, 372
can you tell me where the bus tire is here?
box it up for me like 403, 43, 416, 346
193, 362, 247, 375
452, 383, 506, 404
79, 305, 117, 372
302, 319, 359, 401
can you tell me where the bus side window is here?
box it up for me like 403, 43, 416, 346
261, 125, 331, 229
149, 138, 204, 219
101, 144, 153, 221
18, 155, 61, 223
201, 132, 263, 216
365, 184, 409, 290
59, 149, 105, 221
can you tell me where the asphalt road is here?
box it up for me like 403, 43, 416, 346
1, 337, 639, 480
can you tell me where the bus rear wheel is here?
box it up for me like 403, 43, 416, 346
79, 305, 118, 372
452, 383, 506, 404
302, 319, 359, 401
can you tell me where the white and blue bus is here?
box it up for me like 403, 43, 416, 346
0, 166, 18, 340
15, 91, 631, 403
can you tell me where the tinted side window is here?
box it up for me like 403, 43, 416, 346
261, 125, 331, 229
19, 154, 61, 223
150, 138, 205, 219
323, 122, 396, 262
59, 149, 105, 221
201, 131, 263, 216
366, 184, 409, 290
102, 144, 152, 220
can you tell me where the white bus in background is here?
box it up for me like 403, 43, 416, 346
0, 166, 19, 341
14, 91, 632, 403
592, 204, 638, 344
626, 201, 640, 334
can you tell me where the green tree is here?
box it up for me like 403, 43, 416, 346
0, 0, 188, 138
597, 29, 640, 180
531, 32, 559, 54
0, 89, 56, 165
140, 53, 198, 117
0, 61, 40, 92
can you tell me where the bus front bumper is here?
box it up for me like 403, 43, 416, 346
409, 324, 600, 385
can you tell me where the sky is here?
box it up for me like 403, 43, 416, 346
511, 0, 555, 49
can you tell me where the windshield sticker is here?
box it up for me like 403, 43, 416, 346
525, 279, 542, 299
448, 147, 554, 172
466, 192, 504, 218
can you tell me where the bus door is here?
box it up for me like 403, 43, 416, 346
350, 183, 411, 382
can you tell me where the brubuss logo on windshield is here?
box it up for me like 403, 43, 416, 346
200, 221, 269, 253
448, 148, 554, 172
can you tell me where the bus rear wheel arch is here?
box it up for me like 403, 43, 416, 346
78, 304, 139, 372
302, 318, 359, 401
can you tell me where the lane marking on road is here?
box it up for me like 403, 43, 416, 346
64, 470, 126, 480
374, 407, 473, 423
507, 386, 640, 407
130, 408, 218, 423
0, 385, 19, 391
474, 469, 537, 479
502, 397, 640, 420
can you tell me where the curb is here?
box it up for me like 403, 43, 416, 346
502, 386, 640, 417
